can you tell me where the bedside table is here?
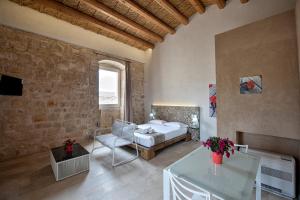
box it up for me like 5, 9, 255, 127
188, 127, 200, 141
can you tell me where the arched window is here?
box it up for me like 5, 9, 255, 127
98, 60, 125, 108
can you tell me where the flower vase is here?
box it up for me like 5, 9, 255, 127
65, 144, 73, 154
212, 152, 223, 164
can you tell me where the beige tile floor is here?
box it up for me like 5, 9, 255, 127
0, 140, 289, 200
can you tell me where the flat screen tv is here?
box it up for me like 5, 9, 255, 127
0, 74, 23, 96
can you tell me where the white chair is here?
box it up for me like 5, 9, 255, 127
234, 144, 249, 153
168, 169, 210, 200
92, 120, 139, 167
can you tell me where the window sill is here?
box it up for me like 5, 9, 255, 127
99, 105, 121, 110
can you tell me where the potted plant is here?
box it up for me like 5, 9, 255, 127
202, 137, 235, 164
64, 139, 76, 154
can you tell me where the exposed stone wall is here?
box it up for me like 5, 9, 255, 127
130, 62, 145, 125
100, 109, 121, 133
0, 25, 144, 161
151, 105, 200, 128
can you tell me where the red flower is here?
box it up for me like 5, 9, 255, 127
210, 95, 216, 104
219, 140, 225, 152
206, 140, 211, 147
247, 80, 255, 90
226, 151, 230, 158
231, 149, 235, 154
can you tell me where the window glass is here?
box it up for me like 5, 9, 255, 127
99, 69, 119, 105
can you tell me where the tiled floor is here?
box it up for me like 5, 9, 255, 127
0, 140, 289, 200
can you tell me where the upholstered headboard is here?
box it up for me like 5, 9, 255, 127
151, 105, 200, 128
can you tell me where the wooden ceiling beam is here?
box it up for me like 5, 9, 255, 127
118, 0, 175, 34
12, 0, 154, 49
216, 0, 226, 9
153, 0, 188, 25
188, 0, 205, 14
240, 0, 249, 3
80, 0, 163, 43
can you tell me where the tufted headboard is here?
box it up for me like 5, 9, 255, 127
151, 105, 200, 128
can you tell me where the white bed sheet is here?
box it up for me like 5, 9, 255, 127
134, 123, 188, 148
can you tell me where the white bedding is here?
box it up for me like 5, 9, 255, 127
134, 123, 188, 148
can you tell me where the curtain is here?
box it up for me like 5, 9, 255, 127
124, 61, 132, 122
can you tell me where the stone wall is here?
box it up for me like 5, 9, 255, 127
0, 25, 145, 161
130, 62, 145, 125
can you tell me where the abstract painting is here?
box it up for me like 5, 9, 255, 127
209, 84, 216, 117
240, 75, 262, 94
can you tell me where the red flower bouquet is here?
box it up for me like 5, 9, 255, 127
202, 137, 235, 164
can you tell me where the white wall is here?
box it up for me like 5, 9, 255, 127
0, 0, 150, 63
144, 0, 296, 140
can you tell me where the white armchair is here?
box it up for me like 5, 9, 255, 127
92, 120, 139, 167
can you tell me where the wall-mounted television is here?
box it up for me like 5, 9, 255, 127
0, 74, 23, 96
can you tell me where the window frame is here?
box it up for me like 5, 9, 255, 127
98, 66, 121, 109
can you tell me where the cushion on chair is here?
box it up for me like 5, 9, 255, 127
122, 124, 136, 136
95, 134, 132, 148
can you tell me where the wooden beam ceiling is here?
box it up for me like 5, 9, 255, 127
240, 0, 249, 3
188, 0, 205, 14
117, 0, 175, 34
13, 0, 154, 49
153, 0, 189, 25
9, 0, 251, 50
80, 0, 163, 43
216, 0, 226, 9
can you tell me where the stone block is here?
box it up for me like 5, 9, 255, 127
32, 114, 47, 122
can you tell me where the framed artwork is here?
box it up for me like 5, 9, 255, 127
240, 75, 262, 94
209, 84, 216, 118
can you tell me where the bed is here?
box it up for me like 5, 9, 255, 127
128, 105, 200, 160
135, 122, 188, 148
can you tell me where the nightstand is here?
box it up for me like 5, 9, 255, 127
188, 127, 200, 141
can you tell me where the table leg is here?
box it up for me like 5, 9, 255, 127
163, 169, 170, 200
256, 161, 261, 200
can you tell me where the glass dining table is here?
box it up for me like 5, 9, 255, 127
163, 147, 261, 200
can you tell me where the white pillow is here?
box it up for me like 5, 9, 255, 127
148, 120, 166, 125
164, 122, 188, 128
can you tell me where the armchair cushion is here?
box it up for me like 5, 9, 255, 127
95, 134, 132, 148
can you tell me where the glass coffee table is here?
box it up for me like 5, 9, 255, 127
50, 143, 90, 181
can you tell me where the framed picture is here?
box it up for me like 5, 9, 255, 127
209, 84, 216, 117
240, 75, 262, 94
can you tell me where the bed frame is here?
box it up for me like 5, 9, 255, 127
129, 105, 200, 160
129, 133, 191, 160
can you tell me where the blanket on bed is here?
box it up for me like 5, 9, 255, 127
135, 124, 166, 145
135, 123, 187, 147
